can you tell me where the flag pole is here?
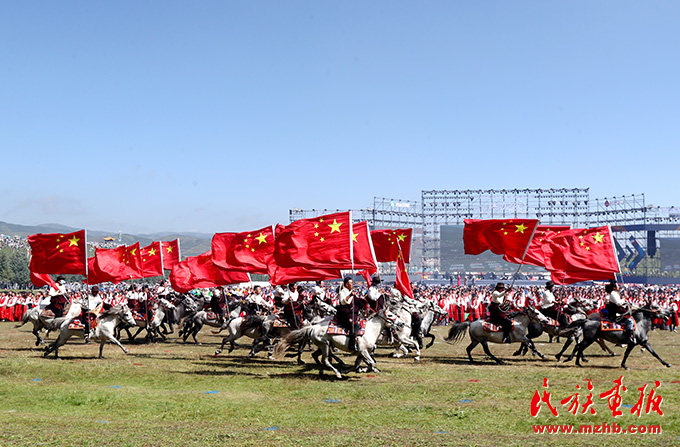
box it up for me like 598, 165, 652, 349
159, 241, 165, 279
509, 221, 539, 289
84, 229, 89, 282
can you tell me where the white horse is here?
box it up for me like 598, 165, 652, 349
419, 299, 449, 349
374, 305, 421, 362
122, 298, 176, 343
43, 305, 136, 359
274, 309, 405, 379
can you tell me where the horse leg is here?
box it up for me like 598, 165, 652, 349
466, 341, 479, 363
575, 338, 595, 367
323, 344, 342, 379
103, 333, 129, 356
620, 342, 636, 370
425, 334, 436, 349
555, 337, 573, 362
480, 340, 504, 365
640, 341, 671, 368
596, 338, 616, 356
296, 342, 305, 365
522, 337, 546, 359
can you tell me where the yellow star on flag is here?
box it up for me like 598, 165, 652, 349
328, 219, 342, 233
166, 245, 173, 253
592, 232, 605, 244
352, 233, 358, 242
314, 232, 319, 237
256, 233, 267, 244
149, 248, 157, 256
515, 223, 528, 234
131, 248, 137, 256
68, 235, 80, 247
397, 233, 407, 242
320, 237, 325, 242
314, 223, 319, 229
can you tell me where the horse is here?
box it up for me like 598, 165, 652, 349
16, 306, 53, 346
374, 304, 421, 362
419, 299, 449, 349
444, 310, 546, 365
273, 308, 405, 379
43, 305, 136, 359
568, 306, 673, 370
181, 301, 243, 344
119, 298, 176, 343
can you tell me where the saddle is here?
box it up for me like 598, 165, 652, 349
68, 318, 85, 330
326, 318, 367, 336
482, 320, 515, 332
206, 311, 218, 321
273, 316, 291, 328
40, 309, 55, 318
601, 317, 636, 332
132, 311, 147, 322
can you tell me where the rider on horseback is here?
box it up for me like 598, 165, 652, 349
489, 282, 513, 343
245, 285, 273, 315
539, 281, 569, 327
211, 287, 227, 327
282, 283, 301, 328
366, 274, 385, 312
603, 280, 635, 343
82, 286, 107, 344
45, 277, 68, 318
335, 276, 367, 351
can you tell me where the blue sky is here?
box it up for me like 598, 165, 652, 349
2, 1, 679, 234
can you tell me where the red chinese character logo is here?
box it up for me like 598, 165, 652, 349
531, 378, 559, 417
599, 375, 627, 417
632, 381, 664, 417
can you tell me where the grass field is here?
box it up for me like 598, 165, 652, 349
1, 321, 678, 447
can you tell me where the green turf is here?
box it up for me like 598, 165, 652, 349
1, 321, 678, 446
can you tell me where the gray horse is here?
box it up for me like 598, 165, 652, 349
445, 311, 545, 365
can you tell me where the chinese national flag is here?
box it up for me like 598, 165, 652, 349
30, 271, 57, 289
212, 226, 274, 274
169, 251, 250, 293
94, 244, 142, 282
140, 241, 164, 278
542, 226, 620, 277
463, 219, 539, 260
274, 211, 354, 269
28, 230, 87, 275
352, 221, 378, 271
395, 254, 414, 298
161, 239, 181, 271
371, 228, 412, 263
267, 264, 341, 286
503, 225, 570, 267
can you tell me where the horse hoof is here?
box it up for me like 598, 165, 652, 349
554, 355, 561, 361
414, 357, 420, 363
665, 363, 672, 368
623, 366, 630, 370
335, 373, 342, 379
539, 354, 546, 360
214, 350, 221, 355
123, 349, 129, 354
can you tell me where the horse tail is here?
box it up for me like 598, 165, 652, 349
273, 326, 310, 359
444, 321, 470, 344
46, 317, 69, 331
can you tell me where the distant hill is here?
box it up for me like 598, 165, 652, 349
0, 221, 212, 258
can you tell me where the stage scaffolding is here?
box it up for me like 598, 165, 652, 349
291, 190, 680, 282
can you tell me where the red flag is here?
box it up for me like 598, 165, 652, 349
161, 239, 181, 271
274, 211, 354, 269
170, 251, 250, 293
463, 219, 539, 260
267, 264, 341, 286
212, 226, 274, 274
93, 244, 142, 282
84, 257, 116, 284
542, 226, 619, 275
358, 269, 374, 285
140, 241, 164, 277
371, 228, 412, 263
550, 269, 617, 285
28, 230, 87, 275
352, 221, 378, 271
395, 254, 413, 298
503, 225, 570, 267
30, 271, 57, 289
